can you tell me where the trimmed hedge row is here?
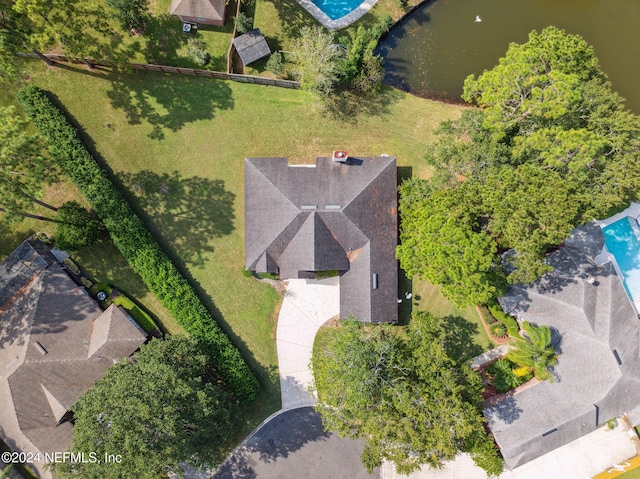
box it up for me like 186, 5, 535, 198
18, 86, 260, 400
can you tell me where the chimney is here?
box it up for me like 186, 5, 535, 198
332, 151, 348, 163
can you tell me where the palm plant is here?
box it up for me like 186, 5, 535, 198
506, 321, 557, 381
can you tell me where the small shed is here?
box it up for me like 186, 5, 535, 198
232, 29, 272, 66
170, 0, 226, 27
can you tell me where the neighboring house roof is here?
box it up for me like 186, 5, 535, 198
0, 240, 147, 465
487, 223, 640, 470
245, 156, 398, 323
232, 29, 271, 65
170, 0, 225, 23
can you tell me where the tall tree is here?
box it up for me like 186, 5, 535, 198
291, 26, 342, 98
55, 336, 237, 479
312, 314, 503, 476
0, 105, 59, 222
106, 0, 148, 34
397, 177, 506, 306
401, 26, 640, 296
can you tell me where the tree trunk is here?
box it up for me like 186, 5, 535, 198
0, 207, 60, 223
20, 193, 58, 212
33, 49, 55, 66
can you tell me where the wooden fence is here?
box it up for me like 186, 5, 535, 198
16, 52, 300, 89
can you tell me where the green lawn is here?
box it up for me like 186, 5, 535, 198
1, 58, 463, 438
413, 279, 494, 351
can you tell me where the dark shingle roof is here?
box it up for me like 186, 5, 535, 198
245, 156, 398, 323
487, 223, 640, 469
0, 241, 147, 455
170, 0, 225, 22
232, 29, 271, 65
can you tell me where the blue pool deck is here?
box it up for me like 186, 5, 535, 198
596, 202, 640, 316
296, 0, 379, 29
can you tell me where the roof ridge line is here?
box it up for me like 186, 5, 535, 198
342, 157, 395, 210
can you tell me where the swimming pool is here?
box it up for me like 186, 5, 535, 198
602, 216, 640, 306
312, 0, 365, 20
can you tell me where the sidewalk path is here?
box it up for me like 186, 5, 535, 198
276, 277, 340, 409
380, 422, 637, 479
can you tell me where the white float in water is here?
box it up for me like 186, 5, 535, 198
475, 15, 482, 22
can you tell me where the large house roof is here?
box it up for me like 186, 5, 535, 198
0, 240, 147, 459
245, 156, 398, 323
487, 223, 640, 470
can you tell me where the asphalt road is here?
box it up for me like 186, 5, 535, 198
214, 407, 379, 479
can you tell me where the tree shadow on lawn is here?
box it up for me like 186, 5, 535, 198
321, 85, 404, 125
118, 170, 235, 267
105, 69, 234, 140
261, 0, 317, 40
442, 314, 485, 363
142, 14, 190, 65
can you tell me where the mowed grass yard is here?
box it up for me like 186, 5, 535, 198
0, 60, 491, 436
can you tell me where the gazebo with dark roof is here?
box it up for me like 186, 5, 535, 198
233, 29, 271, 66
245, 155, 398, 323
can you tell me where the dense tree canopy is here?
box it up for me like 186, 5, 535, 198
55, 200, 103, 250
55, 336, 236, 479
292, 26, 342, 98
312, 313, 503, 476
398, 26, 640, 300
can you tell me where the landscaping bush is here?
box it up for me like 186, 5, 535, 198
489, 322, 506, 338
266, 52, 284, 76
234, 12, 253, 34
488, 358, 531, 393
18, 86, 259, 401
488, 301, 520, 337
63, 257, 81, 275
186, 37, 211, 67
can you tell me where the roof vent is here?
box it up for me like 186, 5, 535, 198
34, 341, 48, 355
542, 428, 558, 437
613, 349, 622, 365
332, 151, 348, 163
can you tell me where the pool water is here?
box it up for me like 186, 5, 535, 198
602, 217, 640, 306
312, 0, 364, 20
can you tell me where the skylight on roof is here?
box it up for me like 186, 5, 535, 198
325, 204, 341, 210
301, 205, 317, 210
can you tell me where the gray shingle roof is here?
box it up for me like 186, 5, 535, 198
0, 241, 147, 455
0, 239, 54, 307
232, 29, 271, 65
487, 223, 640, 469
245, 156, 398, 323
170, 0, 225, 23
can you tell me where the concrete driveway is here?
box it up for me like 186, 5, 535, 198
380, 422, 637, 479
276, 277, 339, 409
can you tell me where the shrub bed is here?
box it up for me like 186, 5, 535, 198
488, 301, 520, 338
18, 86, 259, 401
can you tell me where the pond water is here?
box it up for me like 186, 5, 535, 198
376, 0, 640, 113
